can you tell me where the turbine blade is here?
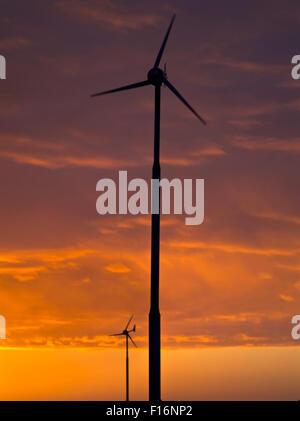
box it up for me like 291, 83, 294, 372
164, 79, 206, 125
125, 315, 134, 330
154, 14, 176, 68
128, 334, 138, 348
110, 333, 124, 336
91, 80, 150, 97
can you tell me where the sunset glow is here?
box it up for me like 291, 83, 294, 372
1, 0, 300, 400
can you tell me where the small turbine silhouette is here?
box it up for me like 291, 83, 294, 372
110, 315, 137, 401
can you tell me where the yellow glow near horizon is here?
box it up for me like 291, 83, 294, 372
0, 347, 299, 400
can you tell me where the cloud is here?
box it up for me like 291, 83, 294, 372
1, 0, 300, 356
0, 238, 299, 349
153, 146, 226, 166
56, 0, 160, 30
277, 264, 300, 272
0, 265, 47, 282
279, 294, 294, 302
169, 241, 300, 256
105, 263, 131, 273
160, 157, 194, 166
233, 136, 300, 153
0, 37, 32, 49
199, 52, 287, 74
0, 150, 133, 169
0, 134, 137, 169
252, 211, 300, 225
228, 119, 262, 129
196, 43, 287, 77
0, 133, 226, 170
191, 147, 227, 157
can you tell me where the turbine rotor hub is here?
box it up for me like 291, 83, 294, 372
147, 67, 164, 85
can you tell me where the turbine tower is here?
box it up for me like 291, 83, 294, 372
110, 315, 137, 401
92, 14, 206, 401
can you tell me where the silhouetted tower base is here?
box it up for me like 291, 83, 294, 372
126, 334, 129, 401
149, 84, 161, 401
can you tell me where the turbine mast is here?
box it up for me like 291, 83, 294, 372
149, 82, 161, 401
91, 13, 206, 403
126, 334, 129, 401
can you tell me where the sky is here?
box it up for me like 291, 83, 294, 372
0, 0, 300, 400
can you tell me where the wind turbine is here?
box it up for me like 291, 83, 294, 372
92, 14, 206, 401
110, 315, 137, 401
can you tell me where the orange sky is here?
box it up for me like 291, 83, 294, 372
1, 348, 300, 400
1, 0, 300, 400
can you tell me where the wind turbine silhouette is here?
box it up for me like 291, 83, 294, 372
110, 315, 137, 401
92, 14, 206, 401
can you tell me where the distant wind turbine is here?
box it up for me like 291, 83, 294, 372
92, 14, 206, 401
110, 315, 137, 401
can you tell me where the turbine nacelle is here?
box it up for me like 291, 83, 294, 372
91, 14, 206, 124
147, 67, 165, 86
110, 315, 137, 347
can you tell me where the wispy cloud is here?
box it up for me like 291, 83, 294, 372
233, 136, 300, 153
0, 134, 137, 169
0, 37, 32, 49
279, 294, 294, 302
198, 47, 287, 74
170, 241, 300, 256
153, 146, 226, 166
105, 263, 131, 273
191, 146, 227, 157
252, 211, 300, 225
56, 0, 160, 30
0, 265, 47, 282
0, 150, 132, 169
